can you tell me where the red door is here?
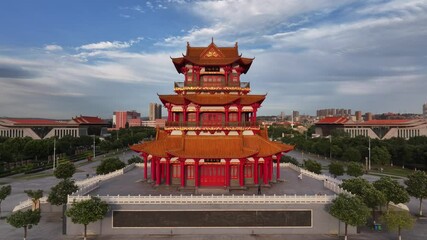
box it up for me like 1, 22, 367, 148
200, 165, 225, 186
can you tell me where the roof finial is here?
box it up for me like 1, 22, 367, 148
211, 37, 214, 44
187, 41, 190, 47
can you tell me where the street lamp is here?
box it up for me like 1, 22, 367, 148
93, 135, 96, 159
368, 137, 371, 170
53, 138, 56, 170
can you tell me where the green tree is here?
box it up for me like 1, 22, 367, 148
66, 197, 109, 240
329, 162, 345, 178
362, 187, 386, 221
303, 159, 321, 174
127, 156, 143, 164
342, 147, 362, 162
53, 161, 76, 180
24, 190, 43, 211
0, 185, 12, 218
380, 211, 415, 240
329, 194, 370, 240
6, 209, 41, 240
346, 162, 364, 177
373, 177, 410, 211
405, 171, 427, 216
47, 179, 78, 206
96, 158, 125, 175
340, 178, 371, 196
330, 145, 343, 159
371, 146, 391, 165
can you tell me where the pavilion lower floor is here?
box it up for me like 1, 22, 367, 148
142, 156, 282, 187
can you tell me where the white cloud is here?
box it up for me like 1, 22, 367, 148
44, 44, 63, 51
78, 41, 131, 50
77, 37, 143, 51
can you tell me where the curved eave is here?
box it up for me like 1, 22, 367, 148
158, 94, 185, 105
171, 56, 254, 73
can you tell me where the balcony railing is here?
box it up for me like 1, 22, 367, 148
165, 121, 259, 128
174, 82, 250, 89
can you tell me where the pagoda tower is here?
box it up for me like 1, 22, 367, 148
131, 40, 293, 188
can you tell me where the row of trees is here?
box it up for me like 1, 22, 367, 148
1, 160, 114, 240
329, 170, 427, 240
0, 126, 155, 175
273, 125, 427, 169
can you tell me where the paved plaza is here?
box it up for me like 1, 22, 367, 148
89, 166, 335, 197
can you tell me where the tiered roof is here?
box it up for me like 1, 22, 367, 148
131, 130, 294, 158
171, 41, 254, 73
159, 94, 266, 106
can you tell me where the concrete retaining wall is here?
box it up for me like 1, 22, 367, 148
66, 203, 355, 236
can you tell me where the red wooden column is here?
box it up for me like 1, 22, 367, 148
166, 158, 171, 186
239, 159, 245, 187
195, 106, 200, 126
269, 157, 273, 181
225, 159, 230, 187
195, 159, 199, 188
225, 105, 230, 125
251, 104, 259, 125
263, 159, 268, 185
193, 66, 201, 85
276, 153, 282, 180
183, 105, 188, 123
161, 161, 165, 180
237, 106, 243, 125
224, 66, 232, 86
254, 158, 259, 185
151, 157, 156, 181
167, 104, 172, 122
180, 159, 185, 187
142, 153, 148, 180
156, 158, 161, 185
181, 66, 189, 82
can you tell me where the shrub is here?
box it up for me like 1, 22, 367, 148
96, 158, 125, 175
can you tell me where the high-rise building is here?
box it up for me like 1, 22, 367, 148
365, 112, 372, 121
149, 103, 162, 121
355, 111, 362, 121
316, 108, 352, 118
292, 111, 299, 121
423, 103, 427, 118
113, 110, 141, 129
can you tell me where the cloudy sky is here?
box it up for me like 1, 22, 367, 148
1, 0, 426, 119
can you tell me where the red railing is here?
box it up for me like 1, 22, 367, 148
174, 82, 250, 89
165, 121, 259, 128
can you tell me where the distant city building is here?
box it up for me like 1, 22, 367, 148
292, 111, 299, 122
149, 103, 162, 121
316, 108, 352, 118
280, 111, 285, 121
355, 111, 362, 121
365, 112, 373, 121
141, 119, 166, 128
423, 103, 427, 118
315, 117, 427, 140
0, 116, 107, 139
113, 111, 141, 129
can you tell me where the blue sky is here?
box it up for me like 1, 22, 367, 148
1, 0, 426, 119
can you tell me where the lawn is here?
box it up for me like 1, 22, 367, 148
369, 165, 414, 178
12, 172, 54, 180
